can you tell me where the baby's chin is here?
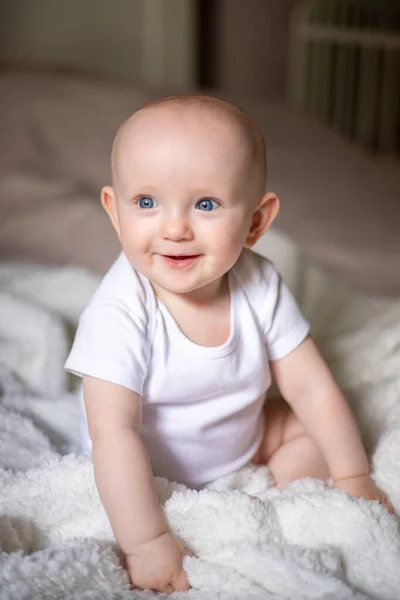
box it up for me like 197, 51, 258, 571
125, 254, 230, 298
151, 278, 214, 297
149, 271, 228, 300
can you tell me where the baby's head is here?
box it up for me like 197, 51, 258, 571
102, 95, 279, 298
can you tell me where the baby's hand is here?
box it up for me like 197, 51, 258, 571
124, 531, 192, 593
334, 474, 395, 515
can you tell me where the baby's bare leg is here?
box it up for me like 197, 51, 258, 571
252, 397, 329, 488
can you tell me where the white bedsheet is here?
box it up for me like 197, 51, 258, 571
0, 230, 399, 599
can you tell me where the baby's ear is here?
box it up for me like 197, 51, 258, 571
101, 186, 121, 239
244, 192, 280, 248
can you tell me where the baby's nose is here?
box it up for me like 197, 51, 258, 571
160, 212, 193, 241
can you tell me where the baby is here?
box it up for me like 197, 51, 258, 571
65, 95, 393, 593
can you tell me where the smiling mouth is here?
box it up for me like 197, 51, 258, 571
160, 254, 201, 269
165, 255, 199, 259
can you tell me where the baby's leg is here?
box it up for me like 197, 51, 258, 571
252, 396, 329, 487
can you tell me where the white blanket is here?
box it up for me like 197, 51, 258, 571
1, 230, 399, 600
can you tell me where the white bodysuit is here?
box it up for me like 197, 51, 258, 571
65, 249, 309, 488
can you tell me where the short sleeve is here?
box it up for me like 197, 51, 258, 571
263, 268, 310, 361
64, 303, 150, 395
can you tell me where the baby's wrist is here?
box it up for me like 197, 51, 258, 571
125, 529, 169, 556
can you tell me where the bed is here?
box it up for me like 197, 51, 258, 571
0, 68, 399, 599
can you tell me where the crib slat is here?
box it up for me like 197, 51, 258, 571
378, 50, 400, 153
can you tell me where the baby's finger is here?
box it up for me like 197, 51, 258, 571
172, 569, 191, 592
384, 498, 395, 515
159, 584, 174, 593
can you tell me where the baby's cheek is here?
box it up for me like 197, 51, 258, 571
214, 221, 249, 253
118, 228, 148, 264
121, 218, 149, 246
211, 238, 244, 274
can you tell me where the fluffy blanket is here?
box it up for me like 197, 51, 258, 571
0, 230, 399, 600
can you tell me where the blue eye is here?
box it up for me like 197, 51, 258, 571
138, 196, 157, 209
196, 198, 220, 211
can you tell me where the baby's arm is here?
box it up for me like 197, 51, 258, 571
83, 376, 191, 592
270, 337, 394, 513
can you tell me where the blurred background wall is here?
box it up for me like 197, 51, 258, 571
0, 0, 197, 87
199, 0, 298, 98
0, 0, 298, 97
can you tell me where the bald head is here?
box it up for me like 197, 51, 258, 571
110, 94, 267, 200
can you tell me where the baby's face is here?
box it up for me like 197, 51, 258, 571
107, 106, 260, 297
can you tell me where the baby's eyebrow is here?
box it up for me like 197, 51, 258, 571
128, 186, 160, 197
